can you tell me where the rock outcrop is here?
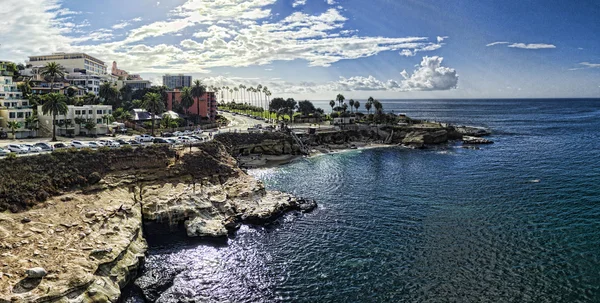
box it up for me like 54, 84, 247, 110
462, 136, 494, 144
0, 141, 316, 303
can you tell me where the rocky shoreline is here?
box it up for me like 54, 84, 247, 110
0, 142, 316, 303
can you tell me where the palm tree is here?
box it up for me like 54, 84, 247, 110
18, 78, 33, 98
233, 87, 239, 102
191, 80, 206, 124
239, 84, 246, 103
180, 87, 194, 119
40, 62, 65, 93
354, 100, 360, 113
41, 93, 68, 141
83, 93, 99, 105
373, 100, 383, 114
349, 99, 355, 113
99, 82, 119, 106
6, 121, 21, 139
142, 92, 165, 136
329, 100, 335, 113
25, 114, 39, 137
336, 94, 345, 109
365, 101, 372, 115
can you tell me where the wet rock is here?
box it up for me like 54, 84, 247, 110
25, 267, 47, 278
21, 218, 31, 224
462, 136, 494, 144
294, 198, 318, 213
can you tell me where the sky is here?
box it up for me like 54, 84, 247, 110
0, 0, 599, 99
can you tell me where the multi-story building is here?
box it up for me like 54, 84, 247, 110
163, 74, 192, 89
28, 53, 107, 75
67, 74, 103, 95
165, 90, 217, 122
37, 104, 113, 136
0, 65, 35, 138
116, 79, 152, 91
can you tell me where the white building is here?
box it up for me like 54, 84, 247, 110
27, 53, 107, 75
116, 79, 152, 91
0, 71, 36, 138
37, 104, 113, 136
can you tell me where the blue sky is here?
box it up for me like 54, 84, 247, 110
1, 0, 599, 99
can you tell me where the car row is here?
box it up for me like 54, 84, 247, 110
1, 142, 55, 155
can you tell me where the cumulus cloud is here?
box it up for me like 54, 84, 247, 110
399, 56, 458, 91
486, 41, 556, 49
437, 36, 448, 43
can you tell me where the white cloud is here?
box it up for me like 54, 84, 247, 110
508, 43, 556, 49
580, 62, 600, 68
486, 41, 509, 47
292, 0, 307, 7
326, 0, 337, 4
399, 56, 458, 91
487, 41, 556, 49
112, 22, 130, 29
437, 36, 448, 43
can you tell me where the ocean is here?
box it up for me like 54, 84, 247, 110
124, 99, 600, 302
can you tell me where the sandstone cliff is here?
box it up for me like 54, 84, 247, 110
0, 142, 315, 302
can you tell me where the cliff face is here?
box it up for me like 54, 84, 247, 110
0, 142, 315, 303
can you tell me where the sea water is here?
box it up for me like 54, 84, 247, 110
124, 99, 600, 302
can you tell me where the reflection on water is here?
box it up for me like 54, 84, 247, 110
124, 99, 600, 303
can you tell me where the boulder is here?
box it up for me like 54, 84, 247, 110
462, 136, 494, 144
25, 267, 47, 279
423, 130, 448, 144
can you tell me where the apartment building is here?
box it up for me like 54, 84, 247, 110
165, 90, 217, 122
116, 79, 152, 91
163, 74, 192, 89
0, 70, 35, 138
37, 104, 113, 136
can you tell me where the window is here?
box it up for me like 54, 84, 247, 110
97, 110, 102, 114
97, 119, 102, 124
108, 110, 112, 114
75, 110, 81, 115
22, 102, 28, 106
89, 110, 92, 114
3, 102, 8, 107
17, 112, 24, 118
25, 112, 31, 118
9, 112, 15, 119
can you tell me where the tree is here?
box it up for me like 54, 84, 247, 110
191, 80, 206, 124
353, 100, 360, 113
112, 107, 132, 122
180, 87, 194, 118
349, 99, 355, 113
336, 94, 345, 108
41, 93, 68, 141
25, 114, 39, 137
365, 100, 372, 114
329, 100, 335, 113
373, 100, 383, 114
298, 100, 316, 116
142, 92, 164, 136
18, 78, 32, 98
83, 93, 99, 105
99, 82, 120, 107
6, 121, 21, 139
40, 62, 65, 93
84, 120, 96, 135
161, 114, 179, 131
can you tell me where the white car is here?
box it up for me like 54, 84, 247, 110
177, 136, 198, 143
87, 141, 102, 148
70, 141, 89, 149
134, 134, 154, 142
0, 148, 10, 156
6, 144, 29, 154
99, 139, 120, 148
22, 144, 42, 153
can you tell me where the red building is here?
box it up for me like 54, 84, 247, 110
166, 90, 217, 122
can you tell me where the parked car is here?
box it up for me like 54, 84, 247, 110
70, 141, 89, 149
99, 139, 120, 148
34, 142, 54, 152
135, 134, 154, 142
0, 148, 10, 156
116, 139, 130, 145
87, 141, 102, 148
22, 144, 42, 153
165, 138, 178, 145
153, 138, 169, 144
6, 144, 29, 154
162, 132, 174, 137
128, 140, 142, 145
54, 142, 68, 149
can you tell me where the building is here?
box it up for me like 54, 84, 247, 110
28, 53, 107, 76
130, 108, 161, 122
66, 73, 103, 95
0, 64, 36, 138
111, 61, 143, 81
162, 74, 191, 89
37, 104, 113, 136
116, 79, 152, 91
165, 90, 217, 122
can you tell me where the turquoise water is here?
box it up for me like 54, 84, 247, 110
126, 99, 600, 302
